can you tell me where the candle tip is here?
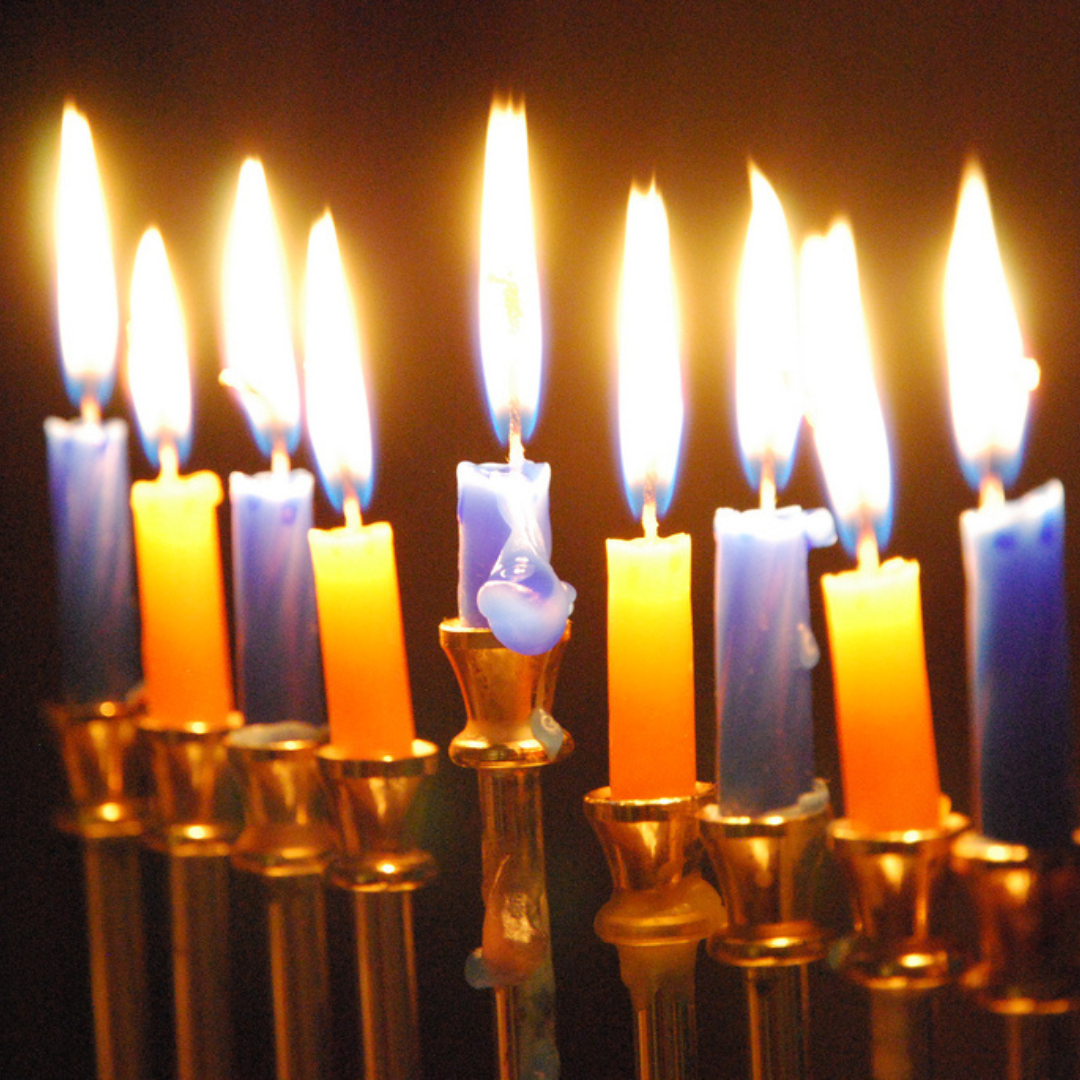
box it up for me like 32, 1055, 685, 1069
855, 523, 879, 571
158, 440, 180, 480
979, 474, 1006, 509
642, 496, 659, 541
343, 491, 363, 530
80, 396, 102, 426
759, 457, 777, 512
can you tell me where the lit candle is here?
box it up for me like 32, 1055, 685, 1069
944, 164, 1075, 847
45, 104, 141, 704
607, 182, 696, 801
804, 221, 941, 833
222, 159, 325, 728
128, 227, 233, 728
457, 99, 575, 656
715, 167, 836, 816
305, 211, 415, 760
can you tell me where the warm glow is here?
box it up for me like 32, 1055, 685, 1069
222, 158, 300, 457
736, 166, 802, 496
128, 228, 192, 467
479, 99, 542, 453
55, 105, 118, 410
304, 211, 373, 512
617, 182, 683, 523
801, 221, 892, 554
944, 163, 1037, 491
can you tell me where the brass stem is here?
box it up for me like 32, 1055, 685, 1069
745, 967, 809, 1080
630, 952, 700, 1080
869, 991, 933, 1080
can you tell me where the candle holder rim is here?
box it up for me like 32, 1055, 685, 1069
225, 721, 328, 756
316, 738, 439, 778
700, 777, 830, 832
830, 811, 970, 850
584, 781, 716, 822
138, 710, 244, 739
438, 616, 571, 650
953, 829, 1080, 869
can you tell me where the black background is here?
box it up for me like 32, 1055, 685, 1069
3, 3, 1080, 1077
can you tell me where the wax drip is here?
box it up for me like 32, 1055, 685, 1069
477, 469, 575, 655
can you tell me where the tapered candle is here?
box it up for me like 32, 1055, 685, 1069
46, 104, 141, 704
305, 212, 415, 759
945, 164, 1076, 847
607, 182, 696, 801
715, 167, 836, 815
803, 222, 941, 833
128, 228, 233, 728
457, 99, 574, 656
222, 159, 325, 728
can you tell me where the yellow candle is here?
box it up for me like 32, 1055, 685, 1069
131, 468, 234, 728
607, 532, 696, 800
821, 557, 940, 831
309, 521, 415, 759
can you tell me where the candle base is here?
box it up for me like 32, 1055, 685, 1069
317, 739, 438, 1080
951, 831, 1080, 1015
699, 781, 833, 1080
139, 712, 243, 1080
584, 783, 724, 1080
46, 698, 149, 1080
227, 723, 333, 1080
440, 619, 571, 1080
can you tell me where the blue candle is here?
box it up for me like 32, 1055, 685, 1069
230, 470, 325, 727
45, 418, 141, 703
961, 482, 1075, 846
945, 165, 1077, 847
715, 506, 835, 815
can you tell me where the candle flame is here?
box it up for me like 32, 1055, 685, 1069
222, 158, 300, 459
617, 182, 684, 525
304, 211, 373, 514
55, 105, 118, 412
128, 228, 192, 469
801, 220, 892, 557
944, 162, 1037, 494
736, 166, 802, 498
479, 99, 542, 457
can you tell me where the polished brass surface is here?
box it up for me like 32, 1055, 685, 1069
828, 812, 970, 990
585, 784, 725, 1080
952, 831, 1080, 1015
440, 619, 572, 767
318, 740, 438, 1080
48, 699, 148, 1080
228, 723, 333, 1080
140, 714, 244, 1080
700, 780, 832, 967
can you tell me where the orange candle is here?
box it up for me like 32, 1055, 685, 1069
607, 182, 696, 801
127, 228, 233, 728
305, 211, 415, 759
802, 221, 941, 832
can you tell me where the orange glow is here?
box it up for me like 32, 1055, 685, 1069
479, 100, 542, 455
55, 105, 118, 407
736, 166, 801, 497
944, 163, 1038, 488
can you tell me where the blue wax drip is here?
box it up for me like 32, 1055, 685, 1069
715, 505, 836, 816
457, 461, 574, 655
962, 480, 1076, 847
230, 470, 326, 727
45, 418, 142, 704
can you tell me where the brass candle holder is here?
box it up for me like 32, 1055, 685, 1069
317, 738, 438, 1080
227, 722, 334, 1080
139, 712, 243, 1080
440, 619, 572, 1080
829, 810, 971, 1080
584, 782, 724, 1080
46, 697, 148, 1080
699, 780, 833, 1080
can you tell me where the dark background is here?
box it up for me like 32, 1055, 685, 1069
3, 2, 1080, 1076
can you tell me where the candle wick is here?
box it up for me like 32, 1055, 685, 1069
856, 521, 879, 572
271, 440, 290, 476
642, 496, 659, 541
158, 440, 180, 481
759, 457, 777, 512
508, 424, 525, 469
80, 396, 101, 426
980, 474, 1005, 509
343, 490, 363, 530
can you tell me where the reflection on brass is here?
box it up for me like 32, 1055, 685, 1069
700, 780, 832, 967
228, 723, 333, 1080
47, 699, 148, 1080
318, 740, 438, 1080
829, 813, 970, 990
585, 783, 725, 1080
440, 619, 572, 767
952, 831, 1080, 1015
